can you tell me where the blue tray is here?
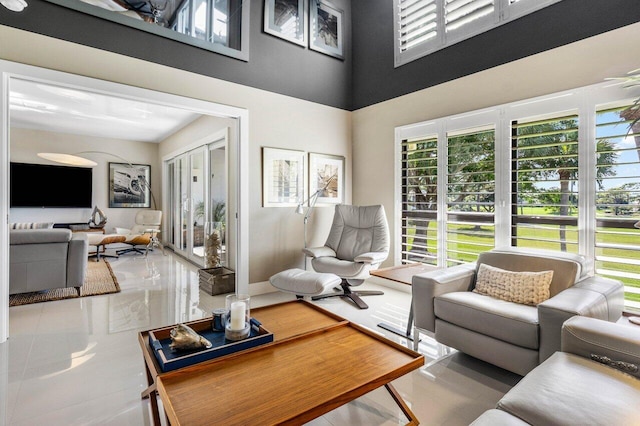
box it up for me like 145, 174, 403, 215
149, 318, 274, 372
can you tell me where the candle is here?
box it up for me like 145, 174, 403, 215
230, 301, 246, 330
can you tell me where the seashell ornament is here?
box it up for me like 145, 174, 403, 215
169, 323, 213, 352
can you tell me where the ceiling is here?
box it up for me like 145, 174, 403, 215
9, 78, 202, 143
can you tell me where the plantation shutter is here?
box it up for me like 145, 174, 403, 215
511, 114, 579, 251
397, 0, 439, 53
395, 0, 561, 67
595, 105, 640, 310
444, 0, 494, 32
401, 136, 439, 265
446, 128, 495, 265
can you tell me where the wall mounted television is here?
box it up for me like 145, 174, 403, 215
10, 162, 93, 208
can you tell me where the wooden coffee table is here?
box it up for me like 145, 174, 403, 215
139, 300, 424, 425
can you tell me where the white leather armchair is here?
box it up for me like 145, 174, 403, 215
115, 210, 162, 256
303, 204, 390, 309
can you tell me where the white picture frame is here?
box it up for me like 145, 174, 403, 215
309, 152, 344, 205
264, 0, 307, 47
262, 147, 307, 207
309, 0, 344, 59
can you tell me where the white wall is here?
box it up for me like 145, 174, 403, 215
0, 24, 352, 285
9, 128, 159, 231
352, 21, 640, 267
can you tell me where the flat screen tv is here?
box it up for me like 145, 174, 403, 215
10, 162, 93, 208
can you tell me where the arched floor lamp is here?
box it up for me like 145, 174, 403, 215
295, 174, 336, 269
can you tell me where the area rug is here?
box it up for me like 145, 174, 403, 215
9, 260, 121, 307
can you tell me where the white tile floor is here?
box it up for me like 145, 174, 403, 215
1, 250, 522, 425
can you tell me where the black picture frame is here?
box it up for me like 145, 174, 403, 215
109, 162, 151, 208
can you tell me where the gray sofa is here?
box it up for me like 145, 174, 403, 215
10, 228, 88, 295
412, 247, 624, 375
471, 316, 640, 425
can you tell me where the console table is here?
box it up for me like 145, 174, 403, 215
139, 300, 424, 425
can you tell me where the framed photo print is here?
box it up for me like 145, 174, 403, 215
264, 0, 307, 46
109, 162, 151, 208
309, 0, 344, 59
262, 147, 307, 207
309, 152, 344, 205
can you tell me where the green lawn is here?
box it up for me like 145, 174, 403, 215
404, 211, 640, 303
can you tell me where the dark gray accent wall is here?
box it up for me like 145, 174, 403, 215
351, 0, 640, 110
3, 1, 640, 111
0, 0, 352, 110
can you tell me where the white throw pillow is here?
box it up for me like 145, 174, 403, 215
473, 263, 553, 305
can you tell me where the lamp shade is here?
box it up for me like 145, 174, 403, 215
37, 152, 97, 167
1, 0, 27, 11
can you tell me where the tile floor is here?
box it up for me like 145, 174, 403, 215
1, 250, 522, 425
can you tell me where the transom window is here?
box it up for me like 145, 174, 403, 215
394, 0, 563, 67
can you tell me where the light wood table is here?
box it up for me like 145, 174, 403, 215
139, 300, 424, 425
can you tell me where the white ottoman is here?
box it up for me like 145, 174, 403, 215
269, 268, 341, 297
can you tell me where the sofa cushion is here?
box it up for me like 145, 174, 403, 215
10, 222, 54, 229
435, 291, 539, 349
497, 352, 640, 426
10, 228, 72, 245
474, 263, 553, 306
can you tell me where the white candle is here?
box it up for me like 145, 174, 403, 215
230, 301, 246, 330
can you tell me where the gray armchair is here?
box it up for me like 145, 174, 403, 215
303, 204, 390, 309
412, 247, 624, 376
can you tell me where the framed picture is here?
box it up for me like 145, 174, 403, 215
262, 147, 307, 207
109, 162, 151, 208
264, 0, 307, 47
309, 153, 344, 205
309, 0, 344, 59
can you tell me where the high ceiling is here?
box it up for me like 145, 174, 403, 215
9, 78, 202, 142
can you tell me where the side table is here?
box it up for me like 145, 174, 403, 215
372, 263, 437, 342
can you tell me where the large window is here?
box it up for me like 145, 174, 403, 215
511, 114, 579, 252
394, 0, 562, 67
447, 128, 495, 265
396, 81, 640, 311
595, 105, 640, 310
401, 136, 438, 265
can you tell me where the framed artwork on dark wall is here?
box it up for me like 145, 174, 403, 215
264, 0, 307, 46
109, 162, 151, 208
309, 0, 344, 59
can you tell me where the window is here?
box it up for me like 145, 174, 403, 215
171, 0, 243, 51
595, 104, 640, 310
399, 121, 496, 268
396, 81, 640, 311
401, 136, 439, 265
394, 0, 562, 67
447, 127, 495, 265
511, 114, 579, 252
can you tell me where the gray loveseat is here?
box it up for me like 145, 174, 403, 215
10, 228, 88, 295
412, 247, 624, 375
471, 316, 640, 425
